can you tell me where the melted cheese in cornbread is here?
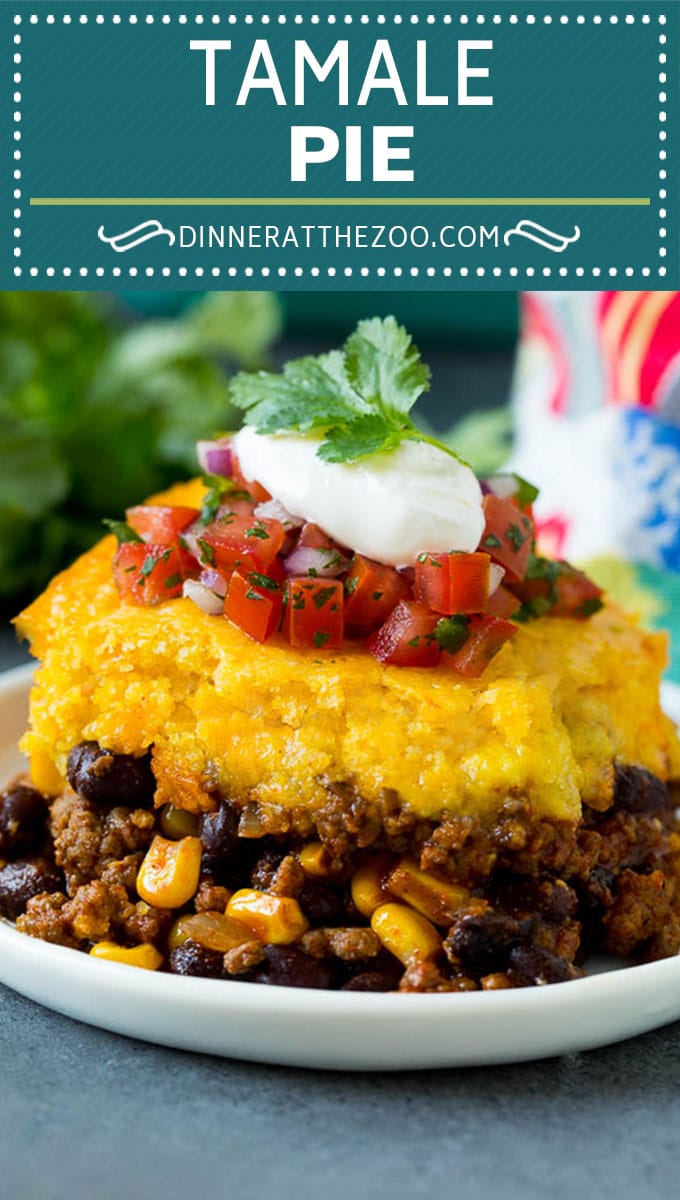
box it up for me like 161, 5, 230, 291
15, 481, 680, 824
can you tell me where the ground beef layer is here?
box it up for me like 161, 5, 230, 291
1, 745, 679, 992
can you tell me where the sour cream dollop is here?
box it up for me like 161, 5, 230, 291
232, 427, 485, 567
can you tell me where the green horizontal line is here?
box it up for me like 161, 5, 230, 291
30, 196, 651, 207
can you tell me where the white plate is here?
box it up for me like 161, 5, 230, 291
1, 661, 680, 1071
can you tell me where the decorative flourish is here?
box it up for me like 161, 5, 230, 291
97, 220, 176, 253
504, 220, 581, 253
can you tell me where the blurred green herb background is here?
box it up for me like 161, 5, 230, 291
0, 292, 282, 599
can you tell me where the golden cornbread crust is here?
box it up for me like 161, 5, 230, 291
7, 479, 680, 990
14, 482, 680, 831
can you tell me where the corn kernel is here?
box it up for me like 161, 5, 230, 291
299, 841, 333, 878
350, 855, 394, 918
387, 859, 469, 925
89, 941, 162, 971
136, 834, 201, 909
168, 911, 255, 953
30, 749, 63, 796
227, 889, 309, 945
371, 902, 442, 967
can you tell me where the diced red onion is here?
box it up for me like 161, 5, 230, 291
182, 579, 224, 615
254, 498, 304, 529
197, 439, 233, 478
283, 545, 351, 578
199, 567, 228, 598
489, 564, 505, 596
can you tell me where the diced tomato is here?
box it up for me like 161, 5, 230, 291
297, 523, 344, 552
414, 551, 491, 616
231, 453, 272, 504
442, 615, 517, 678
126, 505, 200, 546
480, 495, 534, 583
485, 584, 521, 619
344, 556, 412, 637
224, 568, 283, 643
196, 514, 285, 572
283, 578, 344, 650
512, 562, 603, 619
113, 543, 185, 606
368, 601, 441, 668
216, 497, 257, 519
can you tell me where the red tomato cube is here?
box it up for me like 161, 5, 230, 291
486, 584, 521, 619
113, 543, 185, 606
368, 601, 441, 668
224, 568, 283, 643
344, 556, 412, 636
126, 505, 200, 546
480, 495, 534, 583
414, 551, 491, 615
283, 579, 344, 650
442, 615, 517, 678
197, 514, 285, 572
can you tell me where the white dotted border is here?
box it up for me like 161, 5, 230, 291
11, 8, 671, 283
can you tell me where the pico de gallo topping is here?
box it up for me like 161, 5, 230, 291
105, 318, 604, 678
106, 458, 603, 679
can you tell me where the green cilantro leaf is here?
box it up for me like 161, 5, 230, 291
433, 615, 470, 654
200, 473, 237, 525
102, 518, 143, 545
229, 316, 467, 467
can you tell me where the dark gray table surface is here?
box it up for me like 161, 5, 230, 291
2, 346, 679, 1200
2, 637, 680, 1200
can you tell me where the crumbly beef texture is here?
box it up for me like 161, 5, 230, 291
2, 757, 680, 991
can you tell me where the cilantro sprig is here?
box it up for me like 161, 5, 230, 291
229, 316, 467, 467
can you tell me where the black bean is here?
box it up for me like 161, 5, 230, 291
494, 875, 577, 925
199, 801, 241, 868
297, 879, 346, 925
614, 765, 671, 814
66, 742, 155, 808
444, 910, 526, 974
168, 939, 224, 979
249, 945, 335, 990
341, 971, 396, 992
507, 944, 575, 987
573, 866, 616, 961
0, 860, 63, 921
0, 784, 48, 857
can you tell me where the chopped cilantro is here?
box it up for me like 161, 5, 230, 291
482, 533, 502, 550
164, 573, 181, 589
579, 596, 604, 618
506, 523, 528, 551
102, 518, 142, 545
433, 615, 470, 654
248, 572, 279, 592
246, 524, 270, 540
196, 538, 215, 566
245, 588, 265, 602
345, 575, 358, 595
200, 474, 236, 525
407, 636, 421, 648
312, 586, 336, 610
371, 591, 384, 601
139, 554, 157, 578
313, 631, 330, 649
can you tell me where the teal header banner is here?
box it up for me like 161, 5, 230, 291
4, 1, 676, 290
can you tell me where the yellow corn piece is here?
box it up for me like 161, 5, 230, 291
168, 911, 255, 953
371, 902, 443, 967
30, 749, 63, 796
350, 855, 394, 918
136, 834, 202, 909
299, 842, 333, 878
89, 941, 162, 971
387, 859, 469, 926
227, 889, 309, 945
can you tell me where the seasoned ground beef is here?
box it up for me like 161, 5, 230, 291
3, 749, 680, 992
